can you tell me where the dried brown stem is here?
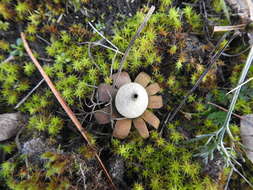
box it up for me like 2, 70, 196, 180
208, 101, 253, 127
20, 32, 116, 190
207, 102, 243, 120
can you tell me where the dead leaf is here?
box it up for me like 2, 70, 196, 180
240, 114, 253, 163
0, 113, 22, 141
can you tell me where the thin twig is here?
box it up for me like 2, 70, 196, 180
1, 55, 14, 64
20, 32, 116, 190
15, 126, 25, 152
226, 76, 253, 95
79, 41, 124, 55
113, 6, 155, 89
224, 168, 233, 190
79, 163, 87, 190
207, 102, 244, 120
116, 6, 155, 74
36, 34, 51, 45
167, 31, 239, 123
221, 45, 251, 57
88, 22, 118, 50
15, 79, 45, 109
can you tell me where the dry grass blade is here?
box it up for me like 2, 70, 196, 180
20, 32, 117, 190
117, 6, 155, 73
207, 101, 245, 120
113, 6, 155, 88
226, 77, 253, 95
15, 79, 45, 109
213, 24, 246, 32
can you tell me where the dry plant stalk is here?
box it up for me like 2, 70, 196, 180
20, 32, 116, 190
213, 24, 246, 32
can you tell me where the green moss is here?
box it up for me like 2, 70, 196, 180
0, 20, 9, 31
0, 161, 16, 178
113, 131, 217, 189
183, 6, 202, 31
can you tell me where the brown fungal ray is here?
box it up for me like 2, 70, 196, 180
112, 72, 131, 88
94, 107, 111, 124
97, 83, 116, 102
240, 114, 253, 164
141, 110, 160, 129
133, 117, 149, 138
113, 119, 132, 139
146, 83, 161, 95
134, 72, 151, 88
148, 96, 163, 109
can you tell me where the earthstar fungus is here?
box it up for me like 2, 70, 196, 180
95, 72, 163, 139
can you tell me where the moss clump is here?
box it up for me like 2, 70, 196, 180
113, 130, 217, 190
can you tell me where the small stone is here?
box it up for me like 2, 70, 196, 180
21, 137, 57, 164
0, 113, 23, 141
22, 138, 48, 156
109, 156, 125, 180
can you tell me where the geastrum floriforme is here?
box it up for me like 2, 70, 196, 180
94, 72, 163, 139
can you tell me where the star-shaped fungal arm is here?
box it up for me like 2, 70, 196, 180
94, 72, 163, 139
